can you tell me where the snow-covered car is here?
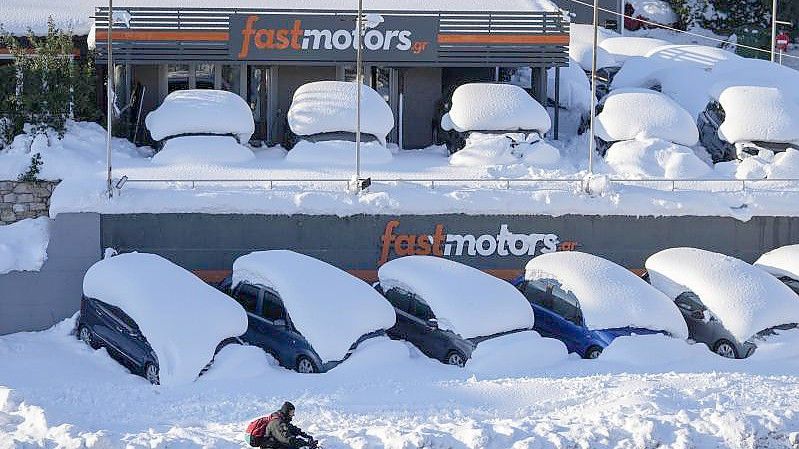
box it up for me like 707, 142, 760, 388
516, 251, 688, 359
375, 256, 539, 366
594, 88, 699, 156
77, 253, 248, 385
284, 81, 394, 164
624, 0, 678, 31
441, 83, 551, 151
697, 86, 799, 162
646, 248, 799, 358
568, 41, 619, 99
755, 245, 799, 296
144, 89, 256, 164
220, 250, 396, 373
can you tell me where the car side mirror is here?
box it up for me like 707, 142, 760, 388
427, 318, 439, 330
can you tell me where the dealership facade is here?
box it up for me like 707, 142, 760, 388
94, 5, 569, 148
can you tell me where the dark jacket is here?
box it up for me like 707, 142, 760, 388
262, 412, 310, 449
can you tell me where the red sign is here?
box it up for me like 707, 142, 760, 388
776, 33, 790, 52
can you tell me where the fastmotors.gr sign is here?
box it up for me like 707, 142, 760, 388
230, 14, 438, 62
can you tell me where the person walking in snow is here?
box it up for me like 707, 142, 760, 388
255, 402, 317, 449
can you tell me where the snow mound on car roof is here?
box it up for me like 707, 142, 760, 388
595, 89, 698, 145
710, 58, 799, 96
712, 86, 799, 145
644, 44, 739, 69
645, 248, 799, 343
569, 23, 620, 46
569, 40, 617, 71
755, 244, 799, 281
82, 253, 248, 386
231, 250, 396, 363
599, 37, 670, 63
443, 83, 551, 133
145, 90, 255, 143
604, 138, 711, 179
288, 81, 394, 145
151, 136, 255, 165
378, 256, 535, 339
525, 252, 688, 338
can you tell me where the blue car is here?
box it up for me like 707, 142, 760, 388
217, 276, 382, 373
512, 275, 662, 358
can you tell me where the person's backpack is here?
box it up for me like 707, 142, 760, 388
245, 412, 281, 447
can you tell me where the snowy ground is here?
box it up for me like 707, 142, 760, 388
3, 319, 799, 449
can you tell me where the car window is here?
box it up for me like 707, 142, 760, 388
706, 101, 726, 124
385, 288, 412, 313
412, 297, 436, 321
261, 290, 286, 322
675, 291, 706, 311
114, 308, 139, 332
523, 279, 553, 309
234, 283, 259, 313
550, 285, 583, 326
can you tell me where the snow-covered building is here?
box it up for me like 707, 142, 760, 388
85, 1, 569, 149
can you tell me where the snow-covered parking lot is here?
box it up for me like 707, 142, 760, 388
3, 318, 799, 449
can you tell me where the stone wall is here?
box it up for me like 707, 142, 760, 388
0, 181, 59, 224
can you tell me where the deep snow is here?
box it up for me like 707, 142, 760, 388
0, 217, 50, 275
3, 317, 799, 448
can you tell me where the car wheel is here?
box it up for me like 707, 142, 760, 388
144, 363, 160, 385
78, 326, 99, 349
296, 356, 317, 374
585, 346, 603, 359
713, 340, 739, 359
446, 351, 466, 367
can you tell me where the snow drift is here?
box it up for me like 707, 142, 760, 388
595, 89, 699, 146
231, 250, 396, 363
0, 217, 50, 275
285, 139, 393, 165
151, 136, 255, 165
604, 138, 711, 179
569, 40, 617, 72
646, 248, 799, 343
713, 86, 799, 145
449, 133, 561, 167
145, 90, 255, 143
525, 251, 688, 337
378, 256, 535, 339
465, 331, 568, 375
547, 59, 592, 113
755, 244, 799, 281
287, 81, 394, 145
442, 83, 551, 133
82, 252, 248, 385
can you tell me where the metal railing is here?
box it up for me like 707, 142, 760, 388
114, 176, 799, 194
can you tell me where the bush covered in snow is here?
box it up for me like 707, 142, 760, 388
145, 90, 255, 143
287, 81, 394, 145
441, 83, 551, 134
595, 89, 698, 145
82, 253, 248, 385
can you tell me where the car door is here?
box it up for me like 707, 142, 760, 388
521, 280, 558, 338
112, 307, 152, 369
93, 302, 140, 367
549, 285, 591, 352
251, 289, 299, 366
232, 283, 262, 343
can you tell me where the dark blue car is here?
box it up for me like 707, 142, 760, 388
218, 277, 380, 373
512, 275, 661, 358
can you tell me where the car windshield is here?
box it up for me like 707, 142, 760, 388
675, 291, 706, 312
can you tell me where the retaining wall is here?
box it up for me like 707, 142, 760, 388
0, 180, 59, 225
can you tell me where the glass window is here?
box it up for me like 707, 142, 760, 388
499, 67, 532, 89
235, 284, 259, 313
372, 66, 391, 103
248, 66, 264, 122
412, 298, 435, 321
343, 66, 358, 82
167, 64, 189, 93
221, 64, 242, 94
195, 64, 215, 89
524, 280, 553, 309
707, 101, 726, 124
261, 290, 286, 322
550, 285, 583, 326
385, 288, 412, 313
675, 291, 706, 312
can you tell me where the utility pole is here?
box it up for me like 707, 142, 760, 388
587, 0, 599, 178
354, 0, 364, 192
106, 0, 114, 198
771, 0, 778, 62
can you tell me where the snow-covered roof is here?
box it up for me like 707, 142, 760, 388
712, 86, 799, 145
442, 83, 551, 133
231, 250, 396, 363
604, 138, 711, 179
82, 252, 248, 385
755, 245, 799, 281
2, 0, 559, 36
0, 217, 50, 275
524, 252, 688, 338
595, 88, 698, 146
598, 37, 671, 63
569, 40, 618, 72
646, 248, 799, 343
151, 136, 255, 166
378, 256, 535, 339
287, 81, 394, 145
145, 90, 255, 143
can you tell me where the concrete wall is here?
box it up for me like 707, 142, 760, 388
0, 181, 59, 225
0, 213, 101, 335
